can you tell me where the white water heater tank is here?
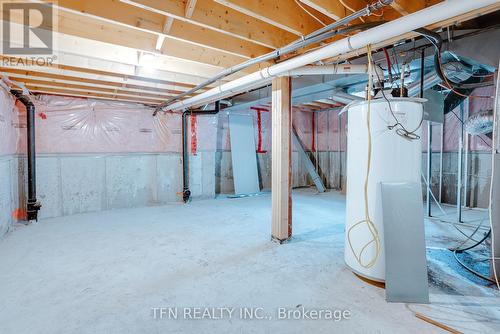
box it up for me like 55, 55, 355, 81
344, 97, 424, 282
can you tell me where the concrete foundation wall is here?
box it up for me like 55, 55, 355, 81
0, 155, 20, 237
188, 152, 216, 199
24, 152, 215, 220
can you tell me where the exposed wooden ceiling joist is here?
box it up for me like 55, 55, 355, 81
48, 0, 272, 59
121, 0, 298, 49
23, 85, 161, 105
1, 55, 201, 89
213, 0, 331, 36
390, 0, 442, 16
1, 0, 494, 108
1, 67, 188, 96
297, 0, 349, 20
319, 0, 401, 22
9, 76, 172, 101
7, 8, 248, 69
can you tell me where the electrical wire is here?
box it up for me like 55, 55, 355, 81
373, 64, 424, 140
453, 251, 497, 284
456, 229, 491, 253
449, 218, 488, 252
346, 44, 380, 269
470, 73, 495, 78
447, 216, 496, 284
294, 0, 326, 27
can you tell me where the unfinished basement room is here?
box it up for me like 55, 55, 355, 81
1, 0, 500, 333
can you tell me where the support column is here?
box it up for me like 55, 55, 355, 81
271, 76, 292, 242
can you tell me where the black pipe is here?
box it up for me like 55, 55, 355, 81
181, 101, 221, 203
10, 90, 41, 221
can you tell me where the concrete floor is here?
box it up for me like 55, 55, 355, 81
0, 189, 499, 333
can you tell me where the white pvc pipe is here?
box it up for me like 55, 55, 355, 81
286, 64, 384, 84
286, 64, 383, 77
166, 0, 498, 111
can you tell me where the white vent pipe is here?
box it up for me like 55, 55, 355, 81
166, 0, 498, 111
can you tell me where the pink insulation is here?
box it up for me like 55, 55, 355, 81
0, 88, 19, 156
15, 95, 183, 154
3, 84, 494, 156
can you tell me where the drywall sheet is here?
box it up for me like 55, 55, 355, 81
229, 114, 260, 194
381, 182, 429, 304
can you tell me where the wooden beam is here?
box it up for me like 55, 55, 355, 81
50, 0, 272, 59
185, 0, 198, 18
271, 76, 292, 242
213, 0, 328, 36
123, 0, 297, 48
